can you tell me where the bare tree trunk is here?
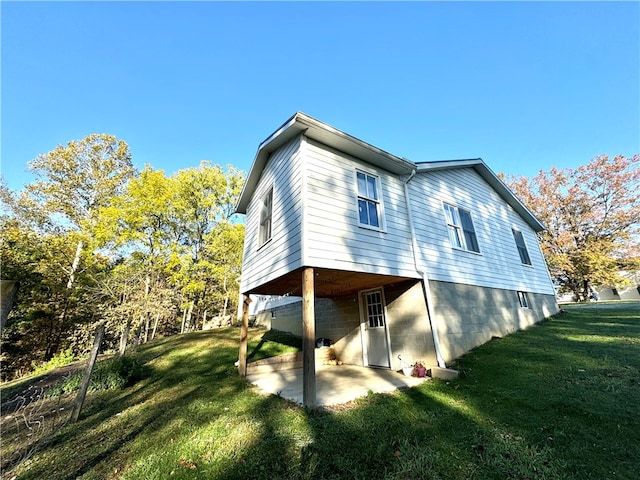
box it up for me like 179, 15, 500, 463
67, 240, 83, 289
144, 314, 150, 343
119, 318, 131, 356
134, 318, 143, 345
202, 309, 207, 331
151, 312, 160, 340
50, 240, 84, 358
70, 323, 104, 423
180, 307, 187, 334
222, 272, 229, 319
143, 273, 151, 342
185, 302, 194, 332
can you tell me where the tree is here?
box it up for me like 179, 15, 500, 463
504, 154, 640, 301
204, 222, 245, 321
1, 134, 135, 363
167, 162, 244, 332
0, 217, 107, 379
95, 162, 245, 346
95, 166, 176, 350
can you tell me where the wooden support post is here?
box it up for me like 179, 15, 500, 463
238, 295, 250, 377
302, 268, 316, 408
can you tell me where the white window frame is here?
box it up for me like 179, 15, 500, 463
512, 228, 532, 265
443, 203, 480, 253
356, 170, 384, 230
258, 186, 273, 247
517, 291, 530, 308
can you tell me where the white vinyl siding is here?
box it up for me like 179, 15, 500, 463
409, 168, 555, 295
303, 138, 418, 278
240, 136, 304, 293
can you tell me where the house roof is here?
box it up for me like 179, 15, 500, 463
235, 112, 415, 213
235, 112, 545, 232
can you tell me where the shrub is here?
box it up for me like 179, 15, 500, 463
31, 349, 76, 376
47, 355, 145, 397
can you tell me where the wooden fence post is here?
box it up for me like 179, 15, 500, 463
70, 323, 105, 423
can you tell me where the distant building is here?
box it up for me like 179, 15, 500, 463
595, 270, 640, 301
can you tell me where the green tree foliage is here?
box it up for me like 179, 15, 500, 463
504, 154, 640, 301
25, 134, 134, 229
0, 218, 108, 378
1, 134, 245, 379
95, 162, 244, 347
168, 162, 245, 331
1, 134, 135, 378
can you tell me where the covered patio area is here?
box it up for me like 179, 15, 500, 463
246, 364, 428, 407
239, 267, 427, 407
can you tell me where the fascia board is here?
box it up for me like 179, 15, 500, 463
235, 113, 304, 213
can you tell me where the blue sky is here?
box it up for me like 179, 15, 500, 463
2, 1, 638, 192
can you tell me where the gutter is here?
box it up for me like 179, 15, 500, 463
402, 170, 447, 368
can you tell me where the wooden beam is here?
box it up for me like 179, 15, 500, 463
302, 267, 316, 408
238, 295, 250, 377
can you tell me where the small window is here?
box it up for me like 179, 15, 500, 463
443, 203, 480, 253
517, 291, 529, 308
512, 228, 532, 265
365, 290, 385, 328
357, 171, 381, 228
259, 187, 273, 246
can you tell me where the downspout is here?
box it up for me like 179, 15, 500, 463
403, 170, 447, 368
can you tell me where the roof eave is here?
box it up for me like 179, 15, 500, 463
235, 112, 416, 214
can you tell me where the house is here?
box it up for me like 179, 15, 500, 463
235, 112, 560, 406
595, 270, 640, 301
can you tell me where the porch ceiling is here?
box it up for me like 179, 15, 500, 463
246, 267, 416, 298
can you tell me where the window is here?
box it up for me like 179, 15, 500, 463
357, 171, 381, 228
365, 290, 385, 328
517, 291, 530, 308
512, 228, 532, 265
443, 203, 480, 252
259, 187, 273, 246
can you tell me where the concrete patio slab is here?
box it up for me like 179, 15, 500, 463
246, 364, 428, 406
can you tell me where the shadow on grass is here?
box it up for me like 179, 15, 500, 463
246, 329, 302, 362
8, 304, 640, 480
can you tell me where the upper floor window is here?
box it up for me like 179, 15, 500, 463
443, 203, 479, 253
357, 171, 381, 229
259, 187, 273, 246
512, 228, 532, 265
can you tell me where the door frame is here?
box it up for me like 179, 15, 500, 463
359, 287, 392, 369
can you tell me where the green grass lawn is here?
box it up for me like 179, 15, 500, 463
3, 302, 639, 480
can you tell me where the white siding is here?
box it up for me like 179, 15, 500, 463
240, 136, 304, 293
409, 168, 555, 295
303, 139, 419, 278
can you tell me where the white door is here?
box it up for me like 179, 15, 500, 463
362, 289, 391, 368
